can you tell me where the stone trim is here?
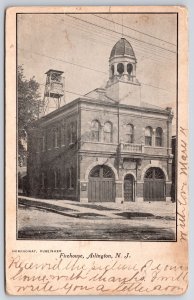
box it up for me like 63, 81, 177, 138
122, 171, 137, 181
84, 160, 119, 181
140, 162, 169, 181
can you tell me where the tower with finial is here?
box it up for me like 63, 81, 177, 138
41, 69, 65, 116
106, 38, 141, 106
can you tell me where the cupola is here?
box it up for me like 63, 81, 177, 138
106, 38, 141, 106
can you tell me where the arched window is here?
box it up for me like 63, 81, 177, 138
144, 167, 165, 180
145, 126, 152, 146
155, 127, 163, 147
126, 124, 134, 143
54, 169, 61, 188
72, 121, 77, 144
41, 172, 47, 189
50, 169, 55, 188
54, 170, 57, 188
53, 127, 60, 148
117, 63, 124, 75
61, 122, 66, 146
89, 165, 114, 179
127, 63, 133, 75
67, 166, 75, 189
91, 120, 100, 142
104, 122, 113, 143
67, 122, 77, 145
47, 128, 52, 150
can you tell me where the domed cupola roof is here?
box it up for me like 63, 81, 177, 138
110, 37, 135, 60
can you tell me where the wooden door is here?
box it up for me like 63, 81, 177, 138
144, 167, 165, 201
124, 174, 134, 201
88, 165, 115, 202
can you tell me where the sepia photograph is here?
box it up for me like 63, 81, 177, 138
5, 6, 189, 296
17, 12, 177, 241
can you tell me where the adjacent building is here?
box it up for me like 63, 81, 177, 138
27, 38, 174, 203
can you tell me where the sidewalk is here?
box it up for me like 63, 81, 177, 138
17, 196, 176, 240
18, 196, 176, 221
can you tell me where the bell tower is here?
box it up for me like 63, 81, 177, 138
106, 38, 141, 106
40, 69, 65, 116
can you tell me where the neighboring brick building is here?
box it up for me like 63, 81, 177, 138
27, 38, 174, 203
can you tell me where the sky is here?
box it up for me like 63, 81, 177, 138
17, 13, 177, 132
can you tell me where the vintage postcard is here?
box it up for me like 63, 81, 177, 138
5, 6, 188, 295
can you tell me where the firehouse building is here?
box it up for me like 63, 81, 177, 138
27, 38, 174, 203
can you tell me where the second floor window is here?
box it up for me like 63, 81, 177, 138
91, 120, 100, 142
68, 121, 77, 145
47, 129, 52, 150
104, 122, 112, 143
54, 127, 60, 148
155, 127, 163, 147
126, 124, 134, 143
41, 135, 46, 152
145, 126, 152, 146
61, 122, 66, 146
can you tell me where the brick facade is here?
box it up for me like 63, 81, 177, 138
27, 98, 173, 203
27, 37, 174, 203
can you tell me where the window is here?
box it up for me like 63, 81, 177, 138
61, 122, 66, 146
144, 167, 164, 179
67, 122, 77, 145
91, 120, 100, 142
54, 169, 61, 188
126, 124, 134, 143
67, 166, 75, 189
51, 72, 61, 82
53, 127, 60, 148
145, 126, 152, 146
49, 169, 56, 188
127, 63, 133, 75
40, 135, 46, 152
41, 172, 47, 189
117, 63, 124, 75
47, 129, 52, 149
104, 122, 112, 143
72, 121, 77, 144
155, 127, 163, 147
38, 137, 42, 152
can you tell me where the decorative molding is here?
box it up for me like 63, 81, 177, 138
140, 162, 169, 181
84, 159, 119, 181
122, 170, 137, 181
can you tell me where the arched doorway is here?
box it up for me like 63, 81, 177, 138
124, 174, 134, 201
88, 165, 115, 202
144, 167, 165, 201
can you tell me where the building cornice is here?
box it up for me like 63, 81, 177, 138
31, 95, 171, 128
